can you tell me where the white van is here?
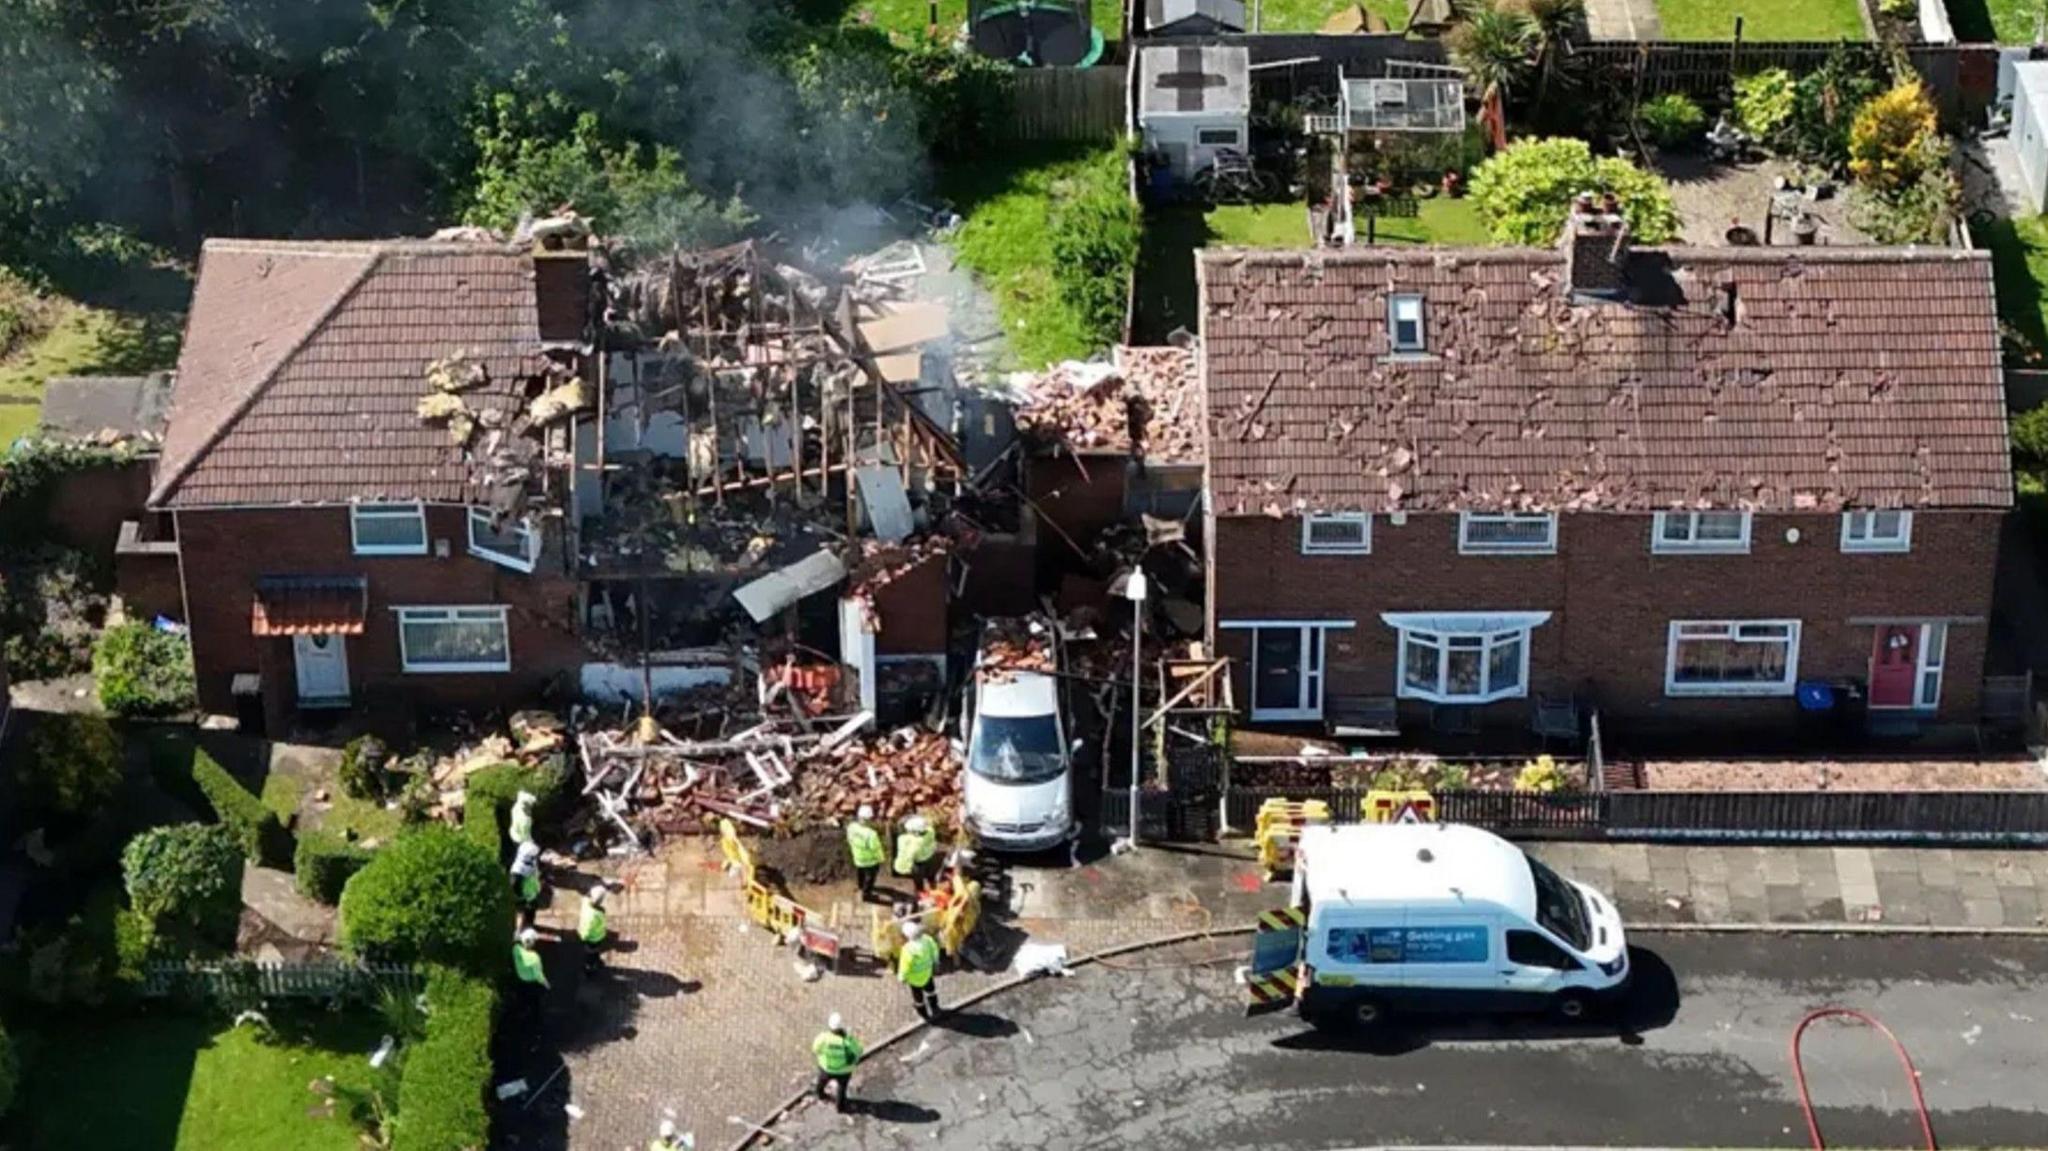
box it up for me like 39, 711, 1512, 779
960, 621, 1076, 852
1281, 823, 1629, 1026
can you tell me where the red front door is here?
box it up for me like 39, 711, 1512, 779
1869, 625, 1919, 708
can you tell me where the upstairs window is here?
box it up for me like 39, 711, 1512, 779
468, 507, 539, 573
1459, 512, 1558, 555
1301, 513, 1371, 555
1840, 510, 1912, 554
1389, 294, 1426, 353
350, 503, 427, 556
1651, 510, 1750, 554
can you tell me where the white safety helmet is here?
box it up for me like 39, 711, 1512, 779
905, 815, 928, 833
856, 804, 875, 822
518, 927, 539, 947
828, 1012, 845, 1031
659, 1119, 677, 1138
901, 919, 923, 939
514, 790, 537, 809
587, 885, 607, 907
514, 841, 541, 867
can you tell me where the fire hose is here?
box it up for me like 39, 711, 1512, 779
1789, 1007, 1937, 1151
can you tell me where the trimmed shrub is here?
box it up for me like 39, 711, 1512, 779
122, 822, 243, 949
15, 712, 123, 820
1848, 80, 1940, 194
1468, 137, 1680, 246
460, 790, 502, 857
191, 749, 292, 866
7, 882, 144, 1006
392, 967, 497, 1151
465, 757, 569, 838
339, 734, 392, 801
0, 1019, 16, 1120
1637, 93, 1705, 149
1732, 68, 1797, 144
92, 620, 197, 716
295, 829, 374, 905
340, 826, 512, 973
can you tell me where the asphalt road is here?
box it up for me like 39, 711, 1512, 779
766, 933, 2048, 1150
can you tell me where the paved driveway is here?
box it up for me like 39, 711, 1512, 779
768, 933, 2048, 1150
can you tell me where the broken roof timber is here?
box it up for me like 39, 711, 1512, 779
733, 549, 849, 622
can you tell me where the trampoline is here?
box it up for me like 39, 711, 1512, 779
968, 0, 1105, 67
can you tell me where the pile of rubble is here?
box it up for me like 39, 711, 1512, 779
1012, 346, 1202, 465
976, 615, 1057, 680
574, 705, 964, 847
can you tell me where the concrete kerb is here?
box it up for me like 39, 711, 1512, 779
724, 917, 2048, 1149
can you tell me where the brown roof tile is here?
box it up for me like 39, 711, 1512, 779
1197, 246, 2013, 517
151, 239, 558, 508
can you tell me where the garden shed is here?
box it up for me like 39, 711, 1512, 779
2014, 60, 2048, 212
1138, 45, 1252, 179
1144, 0, 1245, 35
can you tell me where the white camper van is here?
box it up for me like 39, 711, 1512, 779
1280, 823, 1629, 1026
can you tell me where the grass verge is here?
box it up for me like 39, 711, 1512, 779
1974, 214, 2048, 366
11, 1011, 385, 1150
1654, 0, 1866, 40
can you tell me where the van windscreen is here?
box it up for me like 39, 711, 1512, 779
1527, 855, 1591, 951
970, 715, 1064, 785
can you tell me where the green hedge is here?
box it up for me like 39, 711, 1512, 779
294, 830, 373, 905
92, 620, 197, 717
339, 826, 511, 973
466, 758, 568, 827
460, 790, 502, 857
191, 749, 292, 867
392, 967, 497, 1151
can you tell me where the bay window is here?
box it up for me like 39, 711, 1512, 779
1382, 611, 1550, 705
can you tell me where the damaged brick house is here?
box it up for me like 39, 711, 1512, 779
1199, 209, 2013, 746
148, 238, 593, 731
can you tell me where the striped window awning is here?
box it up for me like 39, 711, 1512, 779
252, 576, 368, 636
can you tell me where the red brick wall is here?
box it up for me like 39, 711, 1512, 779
115, 541, 184, 623
1210, 511, 2001, 735
41, 458, 153, 567
176, 505, 583, 716
1026, 453, 1126, 562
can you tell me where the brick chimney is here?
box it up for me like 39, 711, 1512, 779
1563, 191, 1630, 301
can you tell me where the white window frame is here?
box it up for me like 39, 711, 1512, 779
1389, 294, 1426, 353
1664, 619, 1801, 697
1458, 512, 1558, 555
1382, 611, 1548, 705
1221, 620, 1356, 722
1301, 513, 1372, 555
1840, 510, 1913, 554
467, 507, 539, 573
395, 606, 512, 674
1916, 622, 1947, 710
1651, 510, 1751, 555
350, 502, 428, 556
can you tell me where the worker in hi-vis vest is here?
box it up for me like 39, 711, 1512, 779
579, 884, 610, 973
508, 790, 537, 847
897, 918, 942, 1019
509, 840, 543, 929
513, 927, 549, 989
846, 804, 884, 902
812, 1012, 864, 1113
893, 814, 938, 889
648, 1118, 693, 1150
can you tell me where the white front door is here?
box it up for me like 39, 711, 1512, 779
293, 634, 350, 706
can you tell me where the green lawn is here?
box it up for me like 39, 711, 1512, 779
1654, 0, 1865, 39
1944, 0, 2034, 41
942, 141, 1132, 368
0, 290, 183, 446
1134, 197, 1489, 340
1976, 214, 2048, 366
11, 1011, 387, 1149
262, 757, 404, 845
1250, 0, 1410, 31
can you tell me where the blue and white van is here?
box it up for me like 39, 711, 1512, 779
1278, 823, 1630, 1026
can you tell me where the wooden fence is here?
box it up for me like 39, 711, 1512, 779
1000, 65, 1127, 142
1569, 41, 2000, 123
143, 959, 423, 1003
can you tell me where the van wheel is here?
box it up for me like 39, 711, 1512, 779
1551, 991, 1591, 1021
1351, 997, 1389, 1027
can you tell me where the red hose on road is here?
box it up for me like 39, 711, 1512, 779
1789, 1007, 1938, 1151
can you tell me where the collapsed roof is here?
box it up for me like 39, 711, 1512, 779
1198, 246, 2012, 517
1013, 346, 1204, 465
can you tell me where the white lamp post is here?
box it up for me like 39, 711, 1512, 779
1122, 569, 1148, 850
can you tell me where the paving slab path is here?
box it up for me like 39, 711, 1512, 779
496, 838, 2048, 1150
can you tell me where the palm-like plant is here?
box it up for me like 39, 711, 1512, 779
1517, 0, 1587, 105
1449, 3, 1538, 106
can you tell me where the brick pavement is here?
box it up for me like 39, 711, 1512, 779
497, 838, 2048, 1150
